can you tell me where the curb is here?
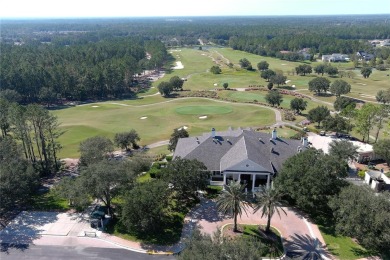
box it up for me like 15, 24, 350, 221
94, 235, 179, 255
93, 236, 148, 254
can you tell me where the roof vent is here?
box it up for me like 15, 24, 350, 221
269, 138, 273, 142
211, 128, 216, 138
302, 137, 308, 147
259, 137, 262, 142
270, 147, 274, 153
297, 146, 301, 152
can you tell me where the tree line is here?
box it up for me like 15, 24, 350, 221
0, 38, 168, 103
0, 98, 63, 216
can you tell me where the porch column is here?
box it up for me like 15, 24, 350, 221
266, 174, 271, 189
223, 173, 227, 190
238, 174, 241, 182
252, 174, 256, 192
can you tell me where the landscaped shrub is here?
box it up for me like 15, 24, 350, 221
284, 110, 296, 121
289, 132, 306, 140
285, 124, 305, 133
155, 153, 166, 161
205, 185, 223, 199
357, 170, 366, 179
166, 155, 173, 162
149, 167, 162, 178
306, 126, 321, 134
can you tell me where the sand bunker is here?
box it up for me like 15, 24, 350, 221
281, 64, 287, 65
199, 116, 208, 119
140, 116, 148, 120
178, 126, 188, 130
92, 106, 99, 108
285, 80, 291, 83
173, 61, 184, 69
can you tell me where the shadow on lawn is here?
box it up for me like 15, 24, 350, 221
285, 233, 331, 259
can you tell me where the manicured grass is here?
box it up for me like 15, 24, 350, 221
145, 145, 171, 157
319, 225, 375, 260
52, 98, 275, 158
29, 189, 70, 212
258, 126, 299, 139
175, 105, 233, 115
218, 90, 326, 111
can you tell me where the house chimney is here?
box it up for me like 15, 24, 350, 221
211, 128, 216, 138
272, 128, 277, 140
302, 137, 308, 147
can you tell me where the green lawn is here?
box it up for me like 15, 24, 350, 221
175, 105, 233, 115
29, 189, 70, 212
222, 224, 284, 258
52, 47, 387, 158
217, 90, 327, 111
319, 225, 375, 260
53, 98, 275, 158
258, 126, 299, 139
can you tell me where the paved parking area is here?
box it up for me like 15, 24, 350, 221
0, 211, 95, 245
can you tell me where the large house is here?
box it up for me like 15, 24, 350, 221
356, 51, 375, 61
174, 128, 307, 192
322, 53, 349, 62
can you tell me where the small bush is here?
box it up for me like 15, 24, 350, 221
290, 132, 306, 140
205, 185, 223, 199
357, 170, 366, 179
284, 110, 296, 121
166, 155, 173, 162
149, 167, 162, 178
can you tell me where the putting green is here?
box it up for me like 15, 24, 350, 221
175, 105, 233, 115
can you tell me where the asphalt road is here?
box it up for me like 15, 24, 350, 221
1, 244, 175, 260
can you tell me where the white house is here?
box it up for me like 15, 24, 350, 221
307, 134, 380, 163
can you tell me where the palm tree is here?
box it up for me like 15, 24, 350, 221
252, 187, 287, 233
216, 181, 249, 232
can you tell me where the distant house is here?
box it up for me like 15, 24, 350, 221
356, 51, 375, 61
279, 50, 291, 54
308, 135, 381, 163
297, 49, 311, 60
322, 53, 349, 62
174, 128, 307, 192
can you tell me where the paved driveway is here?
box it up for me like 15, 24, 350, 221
189, 199, 331, 258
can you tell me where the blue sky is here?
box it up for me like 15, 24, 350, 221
1, 0, 389, 18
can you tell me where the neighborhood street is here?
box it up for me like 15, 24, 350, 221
1, 245, 174, 260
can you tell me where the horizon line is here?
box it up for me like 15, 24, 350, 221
1, 13, 390, 20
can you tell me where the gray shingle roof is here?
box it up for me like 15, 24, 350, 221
174, 128, 304, 173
